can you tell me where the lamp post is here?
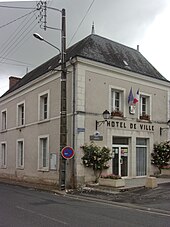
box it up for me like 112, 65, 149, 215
33, 9, 67, 190
96, 110, 110, 130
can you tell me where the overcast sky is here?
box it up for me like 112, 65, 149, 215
0, 0, 170, 96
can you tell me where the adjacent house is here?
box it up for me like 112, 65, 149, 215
0, 34, 170, 188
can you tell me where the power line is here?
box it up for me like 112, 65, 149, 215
0, 57, 33, 65
0, 18, 39, 64
0, 10, 37, 29
0, 5, 35, 10
68, 0, 96, 46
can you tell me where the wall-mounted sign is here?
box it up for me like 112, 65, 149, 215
90, 135, 103, 141
106, 120, 154, 132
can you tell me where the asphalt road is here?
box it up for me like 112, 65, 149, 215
0, 182, 170, 227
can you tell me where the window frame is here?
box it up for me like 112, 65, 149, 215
136, 138, 148, 176
109, 86, 125, 115
38, 90, 50, 121
38, 135, 49, 171
16, 139, 24, 169
1, 142, 7, 168
1, 109, 7, 131
17, 101, 25, 127
139, 93, 152, 120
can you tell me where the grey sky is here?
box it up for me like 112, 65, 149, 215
0, 0, 170, 95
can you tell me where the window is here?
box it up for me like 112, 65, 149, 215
1, 109, 7, 131
38, 135, 49, 170
139, 94, 151, 120
17, 101, 25, 126
38, 91, 50, 121
1, 142, 7, 168
136, 138, 147, 176
16, 139, 24, 169
111, 89, 122, 112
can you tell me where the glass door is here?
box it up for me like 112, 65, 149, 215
112, 146, 128, 177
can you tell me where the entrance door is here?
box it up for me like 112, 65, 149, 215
112, 146, 128, 177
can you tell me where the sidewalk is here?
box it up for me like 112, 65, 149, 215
0, 176, 170, 195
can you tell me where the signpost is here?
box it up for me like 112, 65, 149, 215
61, 146, 75, 159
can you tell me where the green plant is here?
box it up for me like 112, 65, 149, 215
81, 142, 112, 183
151, 141, 170, 173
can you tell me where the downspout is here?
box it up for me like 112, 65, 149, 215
70, 57, 76, 188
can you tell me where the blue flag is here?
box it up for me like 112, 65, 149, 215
128, 87, 134, 105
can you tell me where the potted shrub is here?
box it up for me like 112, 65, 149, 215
151, 141, 170, 174
111, 110, 124, 118
99, 174, 125, 187
81, 142, 112, 183
140, 114, 150, 121
161, 165, 170, 175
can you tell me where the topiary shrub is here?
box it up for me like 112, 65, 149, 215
81, 142, 112, 183
151, 141, 170, 173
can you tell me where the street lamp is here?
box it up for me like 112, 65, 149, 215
33, 33, 61, 53
160, 120, 170, 136
96, 110, 110, 130
33, 9, 67, 190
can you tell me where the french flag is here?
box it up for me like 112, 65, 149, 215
133, 89, 139, 104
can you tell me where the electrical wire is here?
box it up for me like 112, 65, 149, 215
0, 18, 39, 64
0, 5, 35, 10
68, 0, 96, 46
0, 57, 33, 66
0, 10, 37, 29
0, 10, 37, 56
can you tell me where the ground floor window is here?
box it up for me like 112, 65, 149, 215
1, 142, 7, 168
136, 138, 147, 176
16, 139, 24, 169
38, 135, 49, 171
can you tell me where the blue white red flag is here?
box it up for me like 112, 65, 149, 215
133, 89, 139, 104
128, 87, 134, 105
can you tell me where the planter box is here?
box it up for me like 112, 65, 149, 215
99, 178, 125, 187
161, 169, 170, 175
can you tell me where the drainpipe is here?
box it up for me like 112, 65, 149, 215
70, 57, 76, 188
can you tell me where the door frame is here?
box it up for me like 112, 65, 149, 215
112, 145, 129, 178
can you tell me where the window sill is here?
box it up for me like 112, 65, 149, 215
38, 168, 49, 172
137, 119, 152, 123
16, 167, 24, 170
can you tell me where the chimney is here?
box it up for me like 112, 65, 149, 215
9, 76, 21, 89
137, 45, 140, 52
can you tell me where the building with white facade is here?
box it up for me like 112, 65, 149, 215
0, 34, 170, 188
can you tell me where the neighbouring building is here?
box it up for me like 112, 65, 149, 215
0, 34, 170, 188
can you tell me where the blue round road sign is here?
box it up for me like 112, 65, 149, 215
61, 146, 74, 159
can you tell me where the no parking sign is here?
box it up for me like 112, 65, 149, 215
61, 146, 75, 159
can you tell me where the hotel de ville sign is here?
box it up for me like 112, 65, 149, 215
106, 120, 154, 132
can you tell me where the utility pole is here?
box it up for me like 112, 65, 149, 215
59, 9, 67, 190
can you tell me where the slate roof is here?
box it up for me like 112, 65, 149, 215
1, 34, 168, 97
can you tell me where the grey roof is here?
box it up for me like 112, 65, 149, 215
1, 34, 168, 97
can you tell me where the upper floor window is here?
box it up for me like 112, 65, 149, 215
111, 89, 123, 111
1, 109, 7, 131
139, 94, 151, 121
16, 139, 24, 169
38, 90, 50, 121
17, 101, 25, 126
1, 142, 7, 168
38, 135, 49, 171
111, 88, 124, 117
